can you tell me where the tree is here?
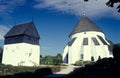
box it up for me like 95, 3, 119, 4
41, 56, 54, 65
84, 0, 120, 12
40, 53, 62, 65
40, 55, 42, 58
56, 53, 63, 65
0, 47, 3, 63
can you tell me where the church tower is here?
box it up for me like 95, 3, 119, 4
63, 16, 113, 64
2, 21, 40, 66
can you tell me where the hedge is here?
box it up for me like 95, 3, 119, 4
0, 65, 60, 76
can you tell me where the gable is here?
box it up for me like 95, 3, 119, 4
24, 22, 40, 39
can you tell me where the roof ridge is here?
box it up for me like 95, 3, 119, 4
23, 22, 33, 35
15, 21, 32, 26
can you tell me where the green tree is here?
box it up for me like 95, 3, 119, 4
40, 55, 43, 64
42, 56, 54, 65
55, 53, 63, 65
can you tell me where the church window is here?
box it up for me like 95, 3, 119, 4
29, 53, 32, 57
92, 37, 100, 45
97, 35, 108, 45
83, 38, 88, 45
81, 54, 84, 59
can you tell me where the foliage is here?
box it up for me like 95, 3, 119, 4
53, 53, 63, 65
75, 60, 95, 66
40, 53, 63, 65
0, 65, 60, 76
84, 0, 120, 12
83, 61, 94, 65
75, 60, 83, 66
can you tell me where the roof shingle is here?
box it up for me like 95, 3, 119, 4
4, 21, 40, 39
69, 16, 103, 37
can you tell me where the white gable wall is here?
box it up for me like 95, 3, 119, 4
2, 43, 40, 66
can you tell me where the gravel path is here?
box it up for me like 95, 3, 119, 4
46, 65, 80, 77
56, 65, 80, 74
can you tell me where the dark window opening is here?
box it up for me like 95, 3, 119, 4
97, 35, 108, 45
92, 37, 100, 45
81, 54, 84, 59
83, 38, 88, 45
68, 38, 76, 46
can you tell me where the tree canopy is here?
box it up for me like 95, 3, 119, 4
84, 0, 120, 12
40, 53, 63, 65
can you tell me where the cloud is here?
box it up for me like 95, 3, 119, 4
33, 0, 119, 17
0, 0, 26, 15
0, 25, 10, 40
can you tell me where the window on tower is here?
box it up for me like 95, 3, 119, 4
81, 54, 84, 59
92, 37, 100, 45
97, 35, 108, 45
83, 38, 88, 45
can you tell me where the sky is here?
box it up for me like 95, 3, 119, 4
0, 0, 120, 56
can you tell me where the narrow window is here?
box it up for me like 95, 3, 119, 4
81, 54, 84, 59
83, 38, 88, 45
97, 35, 108, 45
92, 37, 100, 45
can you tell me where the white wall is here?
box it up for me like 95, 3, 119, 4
63, 31, 113, 64
2, 43, 40, 66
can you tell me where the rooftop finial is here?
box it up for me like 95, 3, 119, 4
83, 0, 88, 16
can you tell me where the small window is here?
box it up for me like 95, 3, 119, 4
81, 54, 84, 59
92, 37, 100, 45
97, 35, 108, 45
83, 38, 88, 45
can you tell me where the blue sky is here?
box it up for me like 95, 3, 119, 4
0, 0, 120, 56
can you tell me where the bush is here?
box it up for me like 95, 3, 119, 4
75, 60, 83, 66
0, 65, 60, 76
0, 63, 6, 67
83, 61, 92, 65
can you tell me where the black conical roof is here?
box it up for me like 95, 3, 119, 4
69, 16, 103, 37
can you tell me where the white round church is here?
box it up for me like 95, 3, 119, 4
63, 16, 113, 64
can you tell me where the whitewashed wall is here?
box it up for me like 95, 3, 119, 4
63, 31, 113, 64
2, 43, 40, 66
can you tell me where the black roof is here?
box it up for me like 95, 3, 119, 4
69, 16, 103, 37
5, 21, 40, 39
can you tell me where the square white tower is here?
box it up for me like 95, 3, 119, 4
2, 21, 40, 66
